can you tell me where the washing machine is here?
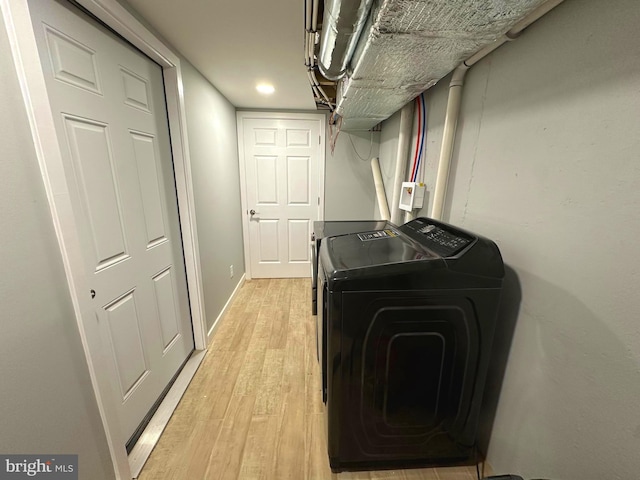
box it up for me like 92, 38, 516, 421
317, 217, 504, 471
311, 220, 392, 315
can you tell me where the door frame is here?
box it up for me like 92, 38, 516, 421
1, 0, 207, 478
237, 111, 326, 279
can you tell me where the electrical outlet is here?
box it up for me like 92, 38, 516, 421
229, 265, 234, 278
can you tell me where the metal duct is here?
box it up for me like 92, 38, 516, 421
335, 0, 550, 130
318, 0, 374, 81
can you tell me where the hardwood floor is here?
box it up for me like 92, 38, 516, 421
138, 278, 485, 480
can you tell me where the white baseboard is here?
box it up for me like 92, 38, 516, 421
207, 274, 246, 344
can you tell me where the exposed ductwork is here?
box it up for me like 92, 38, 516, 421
312, 0, 560, 130
317, 0, 374, 81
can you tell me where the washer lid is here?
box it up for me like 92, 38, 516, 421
319, 217, 504, 285
323, 227, 437, 272
313, 220, 392, 239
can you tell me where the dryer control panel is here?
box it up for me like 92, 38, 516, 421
402, 218, 473, 257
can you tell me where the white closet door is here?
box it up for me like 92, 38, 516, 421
29, 0, 194, 441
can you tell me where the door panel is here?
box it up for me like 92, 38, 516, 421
255, 156, 278, 203
30, 0, 194, 442
104, 291, 149, 399
120, 66, 152, 112
63, 116, 129, 270
258, 219, 280, 262
44, 25, 102, 94
287, 156, 310, 204
286, 128, 310, 146
130, 132, 167, 247
241, 116, 323, 278
254, 128, 277, 146
288, 220, 310, 262
151, 267, 181, 352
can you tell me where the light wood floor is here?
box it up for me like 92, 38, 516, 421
139, 278, 485, 480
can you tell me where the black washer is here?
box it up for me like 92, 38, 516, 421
317, 217, 504, 472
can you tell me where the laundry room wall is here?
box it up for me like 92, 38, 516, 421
325, 128, 379, 220
117, 0, 245, 335
0, 21, 114, 480
180, 62, 245, 335
380, 0, 640, 477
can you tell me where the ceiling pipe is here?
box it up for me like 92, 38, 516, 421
304, 0, 312, 66
308, 31, 315, 65
430, 0, 566, 221
318, 0, 374, 81
305, 0, 312, 32
307, 69, 335, 109
305, 0, 335, 109
310, 70, 332, 106
311, 0, 319, 31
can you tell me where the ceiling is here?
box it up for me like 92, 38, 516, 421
125, 0, 317, 110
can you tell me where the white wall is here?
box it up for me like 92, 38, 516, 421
181, 62, 245, 333
325, 128, 380, 220
380, 0, 640, 477
0, 20, 114, 480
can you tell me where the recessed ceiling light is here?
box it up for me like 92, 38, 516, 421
256, 83, 275, 95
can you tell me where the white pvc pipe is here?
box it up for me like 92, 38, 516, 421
311, 0, 319, 31
304, 0, 312, 66
404, 209, 414, 223
305, 0, 312, 31
307, 69, 334, 110
371, 157, 390, 221
390, 102, 414, 225
308, 31, 315, 65
430, 65, 468, 221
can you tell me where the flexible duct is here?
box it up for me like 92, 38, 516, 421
318, 0, 374, 81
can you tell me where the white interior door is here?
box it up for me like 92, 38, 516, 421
29, 0, 194, 442
239, 114, 324, 278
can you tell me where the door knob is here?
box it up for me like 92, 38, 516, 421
249, 209, 257, 215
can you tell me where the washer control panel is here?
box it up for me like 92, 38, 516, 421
403, 218, 473, 257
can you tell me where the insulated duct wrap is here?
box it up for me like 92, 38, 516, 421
336, 0, 549, 130
318, 0, 375, 80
